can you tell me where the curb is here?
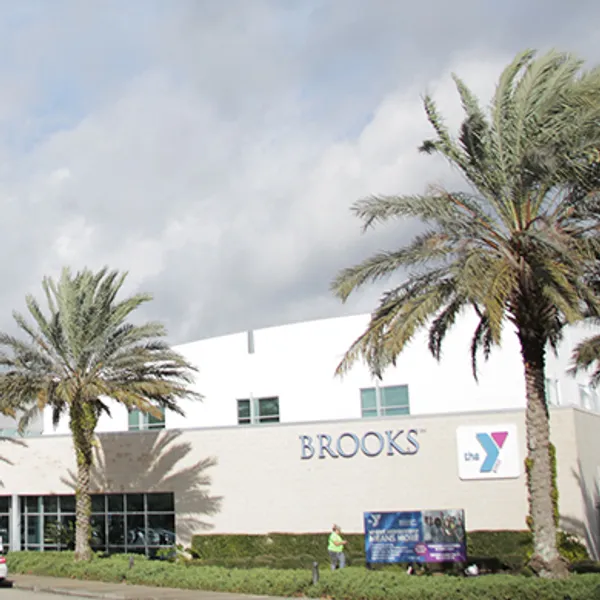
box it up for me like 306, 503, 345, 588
11, 579, 282, 600
12, 582, 140, 600
11, 581, 276, 600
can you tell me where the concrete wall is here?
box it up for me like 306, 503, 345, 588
3, 407, 596, 552
572, 410, 600, 557
39, 313, 600, 436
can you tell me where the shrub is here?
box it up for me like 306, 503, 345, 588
557, 531, 590, 564
7, 552, 600, 600
467, 530, 532, 571
312, 569, 600, 600
570, 560, 600, 574
190, 532, 365, 563
190, 530, 589, 572
468, 530, 589, 572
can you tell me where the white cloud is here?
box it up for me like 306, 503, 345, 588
0, 2, 598, 344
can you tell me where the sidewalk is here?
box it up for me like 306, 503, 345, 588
11, 575, 287, 600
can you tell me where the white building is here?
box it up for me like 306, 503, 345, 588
0, 313, 599, 559
31, 312, 600, 435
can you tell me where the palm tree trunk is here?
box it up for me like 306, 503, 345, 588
70, 401, 97, 562
518, 333, 567, 578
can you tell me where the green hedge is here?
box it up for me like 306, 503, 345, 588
190, 532, 366, 563
190, 530, 589, 572
7, 552, 600, 600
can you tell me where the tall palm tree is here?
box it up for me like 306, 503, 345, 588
332, 49, 600, 578
0, 267, 200, 561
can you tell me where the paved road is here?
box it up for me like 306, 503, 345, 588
0, 590, 89, 600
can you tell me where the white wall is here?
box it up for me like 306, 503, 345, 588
0, 411, 43, 436
4, 407, 598, 553
545, 322, 600, 411
41, 312, 600, 435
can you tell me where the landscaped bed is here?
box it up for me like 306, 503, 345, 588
7, 551, 600, 600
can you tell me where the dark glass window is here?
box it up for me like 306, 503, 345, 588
19, 492, 175, 555
59, 495, 75, 513
147, 493, 174, 513
127, 494, 144, 513
26, 515, 40, 544
91, 514, 106, 549
107, 494, 124, 512
107, 514, 125, 546
147, 514, 175, 546
237, 399, 251, 425
91, 495, 106, 513
0, 515, 9, 547
43, 496, 58, 514
127, 515, 145, 546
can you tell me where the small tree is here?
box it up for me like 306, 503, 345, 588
0, 267, 200, 560
332, 49, 600, 578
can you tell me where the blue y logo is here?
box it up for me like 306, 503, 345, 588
476, 431, 508, 473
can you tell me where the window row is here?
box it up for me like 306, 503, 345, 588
21, 492, 174, 515
236, 385, 410, 424
20, 493, 175, 555
126, 386, 411, 431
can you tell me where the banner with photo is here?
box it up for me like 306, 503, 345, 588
364, 509, 466, 563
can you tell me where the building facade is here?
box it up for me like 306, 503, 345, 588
30, 312, 600, 436
0, 313, 599, 558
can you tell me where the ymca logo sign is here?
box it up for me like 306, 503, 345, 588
476, 431, 508, 473
456, 424, 519, 480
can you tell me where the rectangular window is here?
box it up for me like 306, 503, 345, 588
128, 407, 166, 431
237, 397, 280, 425
237, 399, 251, 425
0, 496, 10, 550
578, 385, 595, 411
545, 378, 560, 407
361, 385, 409, 417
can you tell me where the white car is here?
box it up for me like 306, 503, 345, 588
0, 538, 6, 580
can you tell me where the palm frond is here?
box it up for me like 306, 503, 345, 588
428, 297, 465, 360
332, 230, 456, 301
0, 266, 200, 432
336, 270, 457, 376
470, 311, 494, 380
570, 334, 600, 386
333, 48, 600, 387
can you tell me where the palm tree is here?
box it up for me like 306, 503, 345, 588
332, 49, 600, 578
0, 267, 200, 561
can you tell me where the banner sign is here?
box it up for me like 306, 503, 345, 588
364, 509, 466, 563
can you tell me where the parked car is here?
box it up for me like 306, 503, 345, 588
0, 539, 7, 580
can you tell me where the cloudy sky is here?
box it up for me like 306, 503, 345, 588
0, 0, 598, 345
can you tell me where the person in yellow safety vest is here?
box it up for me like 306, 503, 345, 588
328, 524, 347, 570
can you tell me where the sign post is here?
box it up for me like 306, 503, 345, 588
364, 510, 466, 565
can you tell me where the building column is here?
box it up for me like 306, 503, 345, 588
10, 495, 20, 552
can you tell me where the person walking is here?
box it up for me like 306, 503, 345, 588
328, 524, 347, 570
